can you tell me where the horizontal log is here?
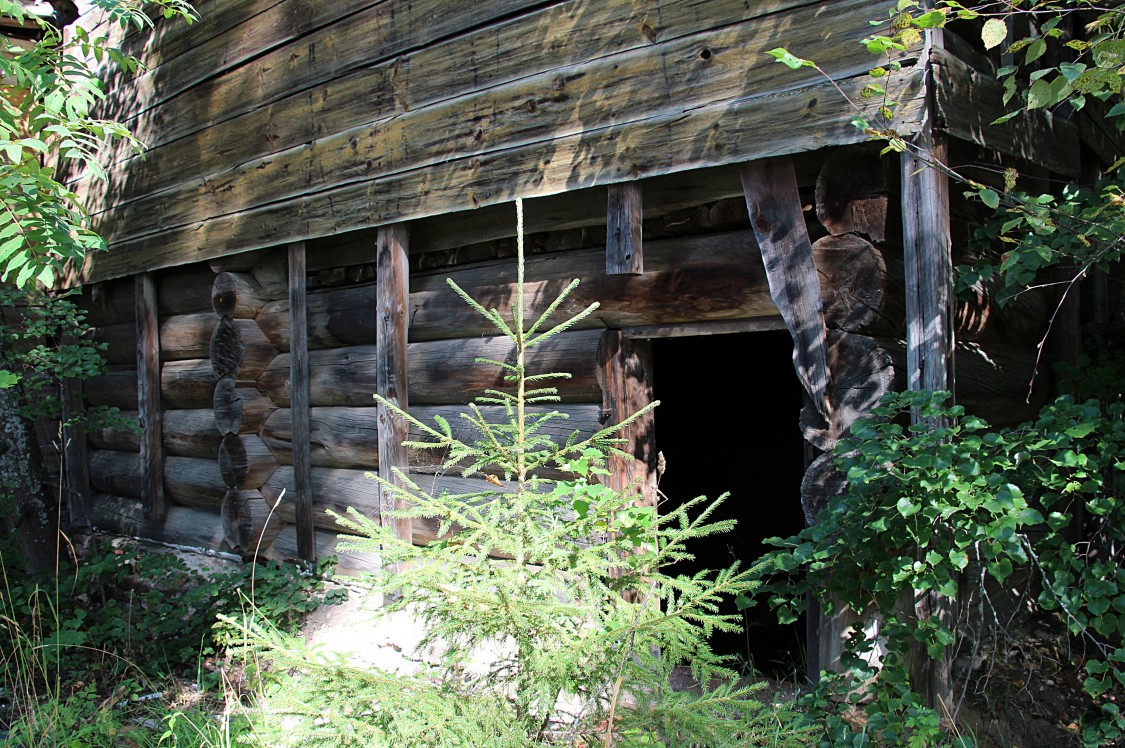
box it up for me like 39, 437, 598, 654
85, 366, 137, 409
80, 65, 924, 283
162, 359, 217, 409
260, 465, 483, 541
93, 312, 215, 364
91, 492, 285, 558
92, 493, 243, 552
89, 449, 142, 498
813, 234, 902, 336
163, 455, 226, 508
932, 48, 1080, 176
259, 230, 779, 350
90, 0, 817, 208
88, 412, 142, 452
95, 0, 889, 244
256, 329, 603, 407
262, 526, 381, 576
162, 409, 220, 458
79, 268, 216, 326
259, 404, 604, 469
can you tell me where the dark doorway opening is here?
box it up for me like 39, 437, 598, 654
651, 330, 807, 679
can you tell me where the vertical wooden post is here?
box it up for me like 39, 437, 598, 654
741, 158, 831, 418
606, 183, 644, 275
135, 272, 165, 520
377, 224, 412, 550
902, 129, 955, 717
596, 331, 656, 506
288, 242, 315, 563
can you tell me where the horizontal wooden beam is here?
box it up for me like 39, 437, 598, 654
80, 66, 924, 282
88, 0, 893, 246
932, 48, 1080, 175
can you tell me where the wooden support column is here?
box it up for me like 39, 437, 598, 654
902, 129, 955, 717
596, 331, 656, 505
741, 158, 831, 419
377, 224, 412, 550
289, 242, 315, 563
606, 183, 643, 275
135, 272, 165, 520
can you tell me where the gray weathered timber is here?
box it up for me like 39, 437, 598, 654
259, 404, 603, 469
256, 330, 603, 408
89, 0, 893, 246
606, 184, 643, 276
89, 449, 142, 498
135, 273, 165, 519
376, 224, 412, 549
80, 66, 924, 283
932, 49, 1079, 176
85, 0, 822, 210
596, 332, 656, 505
288, 241, 314, 562
742, 158, 832, 419
260, 230, 778, 349
902, 116, 955, 716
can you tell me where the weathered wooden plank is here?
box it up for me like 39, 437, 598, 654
256, 329, 603, 407
88, 0, 823, 207
902, 118, 955, 716
742, 158, 832, 419
606, 183, 643, 276
902, 137, 954, 397
596, 332, 656, 504
932, 48, 1079, 176
376, 225, 411, 548
82, 66, 925, 282
136, 272, 165, 519
258, 230, 777, 350
102, 0, 381, 127
92, 0, 889, 244
289, 241, 315, 562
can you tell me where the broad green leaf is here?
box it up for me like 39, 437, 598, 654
766, 48, 813, 70
981, 18, 1007, 50
979, 187, 1000, 209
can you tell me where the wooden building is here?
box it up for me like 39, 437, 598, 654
65, 0, 1117, 678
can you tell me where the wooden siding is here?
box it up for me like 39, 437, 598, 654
76, 0, 926, 282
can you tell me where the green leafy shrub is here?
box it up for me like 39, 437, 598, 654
762, 377, 1125, 746
224, 201, 817, 747
0, 543, 345, 677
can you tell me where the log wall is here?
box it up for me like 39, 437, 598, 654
73, 0, 928, 283
79, 144, 1054, 577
